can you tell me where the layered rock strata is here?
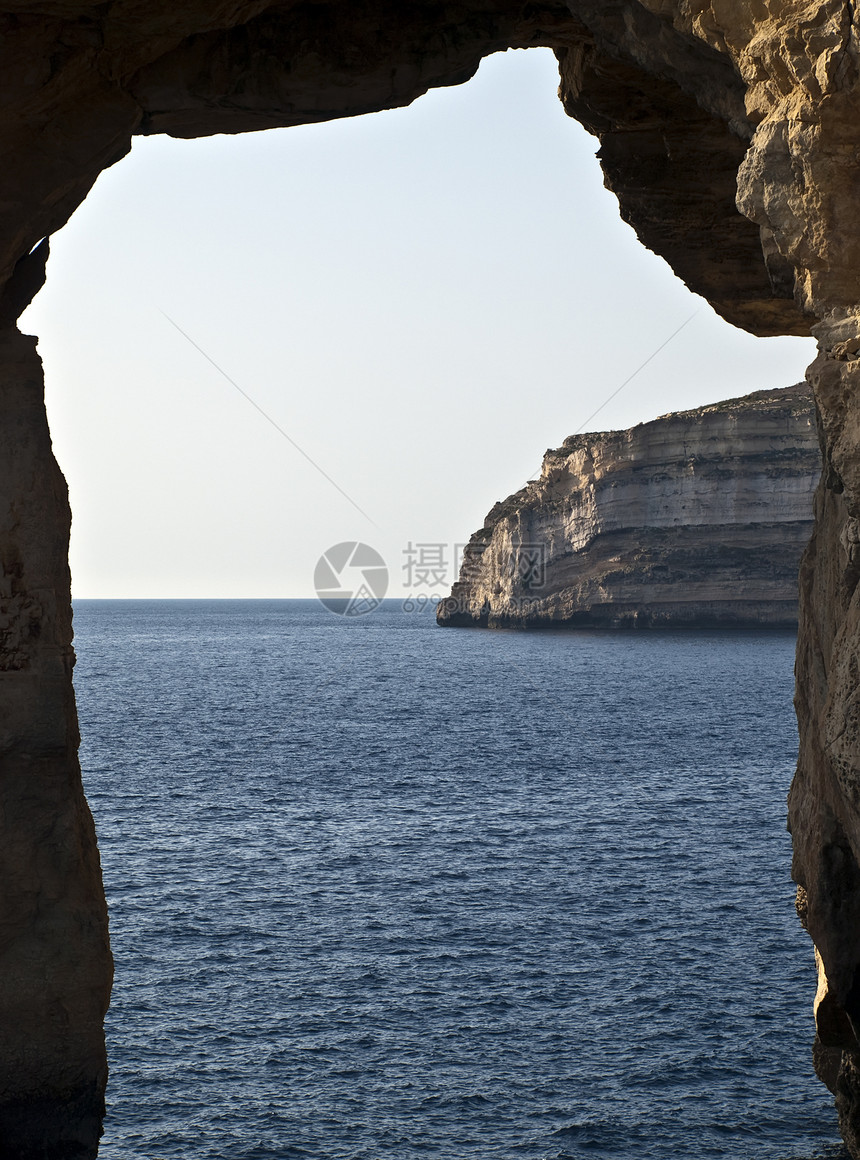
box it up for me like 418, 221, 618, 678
438, 384, 819, 629
5, 1, 860, 1157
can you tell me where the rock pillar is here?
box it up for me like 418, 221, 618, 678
0, 319, 111, 1158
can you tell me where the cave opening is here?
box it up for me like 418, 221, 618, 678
21, 48, 814, 603
3, 28, 838, 1160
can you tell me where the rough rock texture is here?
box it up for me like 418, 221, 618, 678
438, 384, 819, 629
791, 347, 860, 1156
6, 1, 860, 1156
0, 326, 110, 1159
0, 2, 815, 335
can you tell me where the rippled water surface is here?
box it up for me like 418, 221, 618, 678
73, 600, 847, 1159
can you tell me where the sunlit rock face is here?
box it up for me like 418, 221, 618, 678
438, 384, 819, 628
0, 1, 815, 334
5, 1, 860, 1156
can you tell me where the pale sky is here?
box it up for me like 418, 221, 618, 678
21, 47, 816, 599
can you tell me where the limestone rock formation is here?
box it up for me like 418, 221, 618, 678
0, 326, 110, 1158
6, 1, 860, 1157
438, 384, 819, 629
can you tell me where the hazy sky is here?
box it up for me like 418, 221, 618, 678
22, 47, 816, 599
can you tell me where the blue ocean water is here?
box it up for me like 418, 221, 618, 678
73, 600, 847, 1160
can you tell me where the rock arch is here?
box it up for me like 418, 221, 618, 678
2, 3, 860, 1156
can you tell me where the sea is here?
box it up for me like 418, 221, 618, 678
72, 599, 848, 1160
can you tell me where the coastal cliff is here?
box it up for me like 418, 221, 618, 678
438, 384, 819, 629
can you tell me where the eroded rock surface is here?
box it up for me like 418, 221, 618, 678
4, 0, 860, 1156
438, 384, 819, 628
0, 326, 110, 1159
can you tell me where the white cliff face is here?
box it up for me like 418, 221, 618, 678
438, 384, 820, 628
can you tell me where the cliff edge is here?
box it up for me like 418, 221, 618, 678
438, 384, 820, 629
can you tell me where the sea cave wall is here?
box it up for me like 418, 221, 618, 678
438, 383, 820, 629
3, 2, 860, 1156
